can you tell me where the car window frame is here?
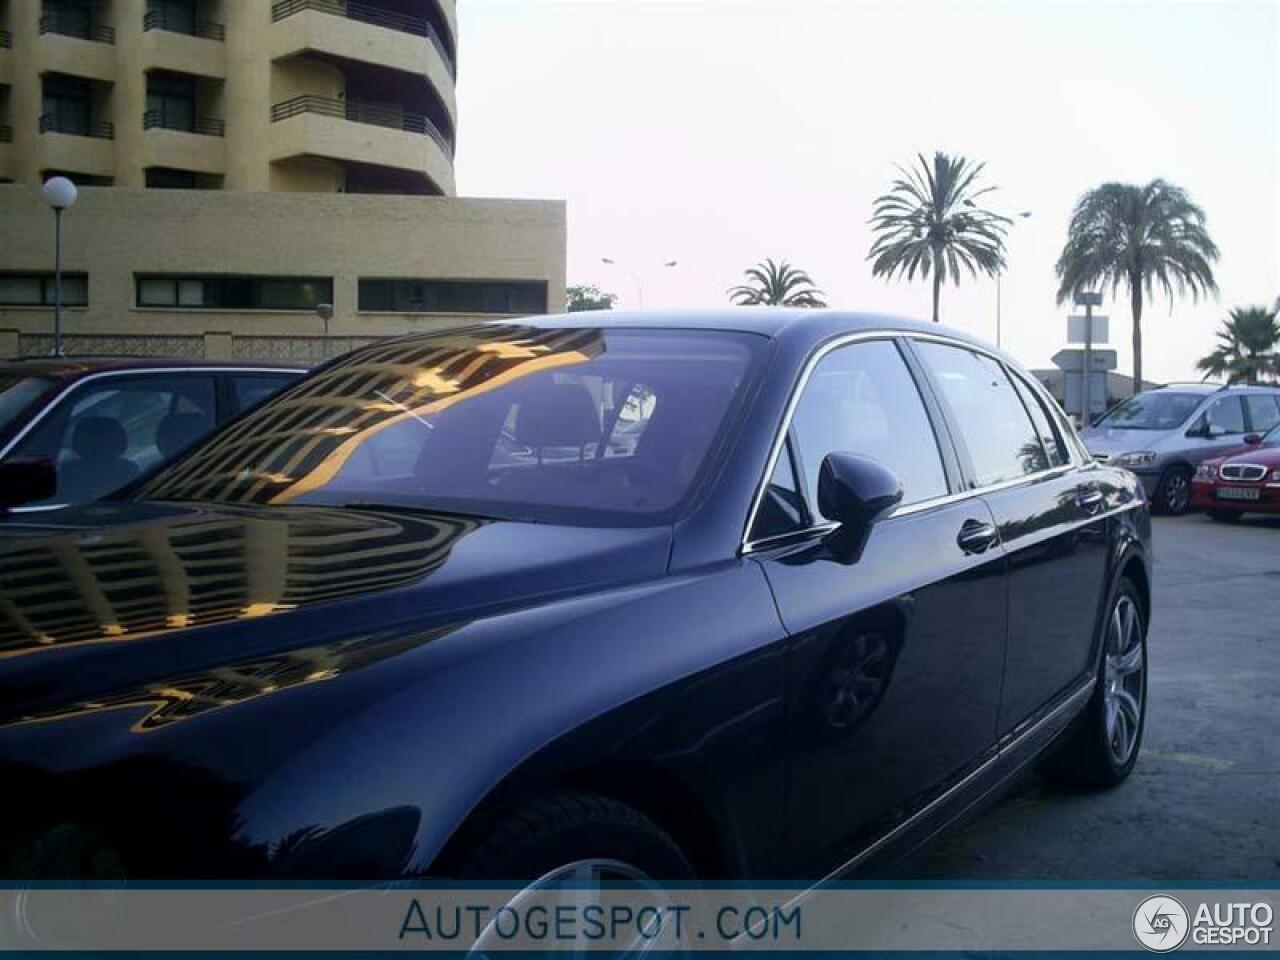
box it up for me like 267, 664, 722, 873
741, 330, 1084, 555
1192, 395, 1247, 438
1243, 392, 1280, 434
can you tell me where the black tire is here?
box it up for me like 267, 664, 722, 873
1153, 465, 1192, 515
1207, 508, 1243, 523
456, 791, 695, 882
1042, 579, 1147, 790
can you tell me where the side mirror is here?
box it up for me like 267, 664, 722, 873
817, 452, 904, 565
0, 457, 57, 510
1244, 433, 1264, 446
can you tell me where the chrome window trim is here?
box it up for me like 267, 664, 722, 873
740, 330, 1086, 554
0, 366, 302, 461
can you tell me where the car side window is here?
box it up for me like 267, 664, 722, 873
914, 342, 1044, 488
1201, 397, 1246, 436
14, 374, 217, 504
749, 438, 809, 541
231, 374, 299, 414
1245, 395, 1280, 433
789, 339, 948, 510
1008, 371, 1069, 468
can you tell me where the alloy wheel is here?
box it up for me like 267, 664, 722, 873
1163, 472, 1190, 513
1102, 594, 1145, 766
469, 858, 680, 957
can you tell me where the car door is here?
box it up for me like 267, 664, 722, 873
910, 341, 1109, 733
1244, 394, 1280, 436
8, 372, 218, 505
748, 337, 1008, 876
1185, 395, 1248, 461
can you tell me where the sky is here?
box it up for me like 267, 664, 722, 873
453, 0, 1279, 382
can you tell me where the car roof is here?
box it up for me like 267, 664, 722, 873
509, 308, 998, 354
0, 357, 306, 381
1146, 383, 1280, 396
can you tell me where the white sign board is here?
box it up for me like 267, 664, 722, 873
1064, 370, 1110, 416
1068, 314, 1109, 345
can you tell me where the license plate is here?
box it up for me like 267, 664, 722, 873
1216, 487, 1260, 501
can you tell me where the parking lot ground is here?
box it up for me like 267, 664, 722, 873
892, 512, 1280, 880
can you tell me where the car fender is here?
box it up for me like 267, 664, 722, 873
231, 560, 788, 878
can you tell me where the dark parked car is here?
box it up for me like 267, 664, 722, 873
0, 358, 304, 509
0, 313, 1151, 888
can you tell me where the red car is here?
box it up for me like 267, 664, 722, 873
1191, 423, 1280, 521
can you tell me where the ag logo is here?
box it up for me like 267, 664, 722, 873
1133, 895, 1190, 952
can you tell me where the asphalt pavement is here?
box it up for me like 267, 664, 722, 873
893, 511, 1280, 880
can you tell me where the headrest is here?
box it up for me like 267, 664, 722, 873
515, 384, 600, 449
156, 412, 209, 459
71, 416, 127, 461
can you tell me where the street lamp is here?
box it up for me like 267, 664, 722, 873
600, 257, 678, 308
315, 303, 334, 360
995, 210, 1032, 348
41, 176, 78, 357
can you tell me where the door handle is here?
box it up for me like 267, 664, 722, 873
1076, 485, 1105, 513
956, 519, 999, 555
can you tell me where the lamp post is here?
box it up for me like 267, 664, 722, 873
600, 257, 678, 308
995, 210, 1032, 348
41, 177, 78, 357
315, 303, 334, 360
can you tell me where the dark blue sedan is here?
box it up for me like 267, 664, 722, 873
0, 311, 1151, 885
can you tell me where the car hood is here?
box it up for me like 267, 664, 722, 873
0, 499, 671, 723
1080, 426, 1178, 457
1201, 445, 1280, 467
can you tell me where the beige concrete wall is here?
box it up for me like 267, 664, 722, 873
0, 185, 567, 359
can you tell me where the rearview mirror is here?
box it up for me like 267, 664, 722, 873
0, 457, 57, 510
817, 452, 903, 565
1244, 433, 1264, 446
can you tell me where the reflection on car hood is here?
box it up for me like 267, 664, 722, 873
0, 499, 671, 723
1081, 426, 1176, 455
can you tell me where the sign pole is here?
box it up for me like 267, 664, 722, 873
1082, 299, 1093, 423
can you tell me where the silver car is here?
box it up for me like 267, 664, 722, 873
1082, 384, 1280, 514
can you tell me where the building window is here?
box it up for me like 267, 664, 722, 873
0, 273, 89, 307
41, 74, 91, 136
136, 275, 333, 311
145, 167, 196, 189
146, 71, 196, 132
358, 279, 548, 315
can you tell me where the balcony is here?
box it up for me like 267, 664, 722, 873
143, 8, 225, 41
143, 110, 224, 137
142, 111, 227, 175
40, 13, 115, 43
38, 114, 115, 178
272, 0, 453, 76
269, 95, 454, 194
37, 15, 116, 81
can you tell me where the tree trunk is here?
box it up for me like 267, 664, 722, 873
1130, 281, 1144, 393
931, 266, 942, 324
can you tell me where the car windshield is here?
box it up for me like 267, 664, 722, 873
139, 325, 762, 525
1095, 391, 1203, 430
0, 374, 58, 438
1264, 423, 1280, 446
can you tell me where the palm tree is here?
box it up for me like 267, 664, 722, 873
1056, 180, 1218, 391
1196, 306, 1280, 384
867, 151, 1010, 324
728, 259, 827, 307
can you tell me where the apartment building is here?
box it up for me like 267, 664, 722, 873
0, 0, 566, 361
